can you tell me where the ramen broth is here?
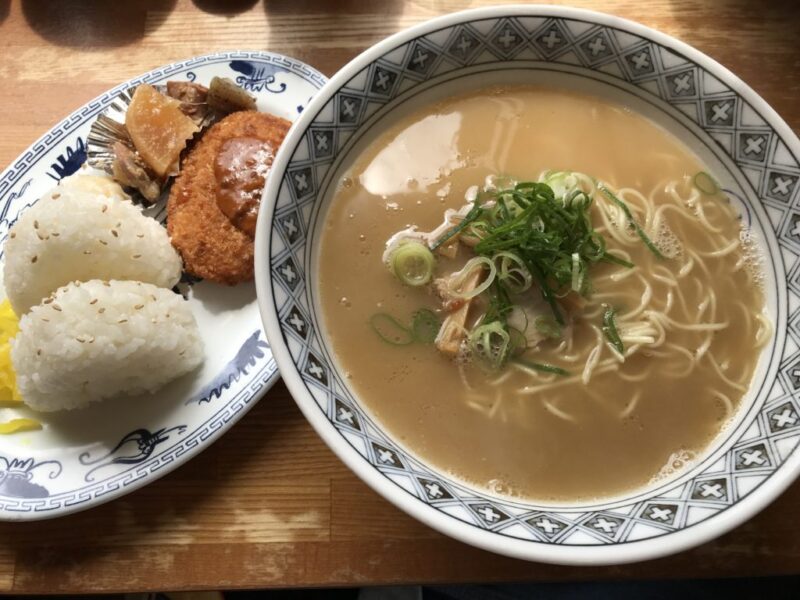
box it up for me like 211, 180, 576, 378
318, 86, 768, 502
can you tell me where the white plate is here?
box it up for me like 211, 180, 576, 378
0, 51, 326, 520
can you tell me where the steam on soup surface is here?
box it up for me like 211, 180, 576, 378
318, 86, 770, 503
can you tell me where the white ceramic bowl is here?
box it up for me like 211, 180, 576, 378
256, 6, 800, 564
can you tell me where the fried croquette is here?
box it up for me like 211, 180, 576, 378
167, 111, 291, 284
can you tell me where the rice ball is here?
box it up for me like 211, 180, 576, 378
3, 174, 182, 314
11, 279, 203, 411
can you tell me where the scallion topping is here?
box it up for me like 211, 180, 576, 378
602, 253, 635, 269
571, 252, 582, 292
431, 203, 483, 251
601, 304, 624, 355
390, 241, 435, 287
597, 183, 664, 259
694, 171, 720, 195
370, 309, 442, 346
494, 251, 533, 294
469, 322, 511, 371
447, 256, 496, 299
534, 315, 562, 340
376, 171, 666, 380
369, 313, 414, 346
512, 358, 570, 377
411, 309, 441, 344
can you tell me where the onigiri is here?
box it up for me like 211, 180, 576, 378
3, 174, 182, 314
11, 279, 203, 411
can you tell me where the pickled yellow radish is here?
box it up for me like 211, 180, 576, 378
0, 299, 21, 404
0, 419, 41, 434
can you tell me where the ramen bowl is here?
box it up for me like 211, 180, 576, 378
255, 6, 800, 564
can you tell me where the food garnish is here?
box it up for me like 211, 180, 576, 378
375, 171, 668, 375
601, 304, 624, 355
693, 171, 720, 195
0, 300, 40, 433
0, 419, 41, 434
387, 240, 435, 287
0, 299, 22, 405
597, 183, 663, 259
370, 309, 442, 346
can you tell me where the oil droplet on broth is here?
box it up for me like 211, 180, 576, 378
339, 297, 351, 308
648, 449, 697, 486
436, 182, 452, 199
487, 478, 510, 495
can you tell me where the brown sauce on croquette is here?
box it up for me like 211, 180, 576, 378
214, 137, 274, 238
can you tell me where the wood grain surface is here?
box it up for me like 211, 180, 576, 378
1, 0, 799, 593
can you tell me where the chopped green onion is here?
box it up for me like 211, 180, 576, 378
571, 252, 581, 292
534, 315, 562, 340
541, 170, 578, 200
508, 325, 528, 355
530, 265, 564, 325
448, 256, 496, 299
385, 174, 651, 334
483, 279, 514, 325
597, 183, 664, 260
369, 313, 414, 345
512, 358, 570, 376
602, 253, 635, 269
694, 171, 720, 195
494, 251, 533, 294
431, 203, 483, 251
411, 309, 440, 344
469, 322, 511, 370
461, 219, 490, 243
390, 241, 435, 287
601, 304, 624, 355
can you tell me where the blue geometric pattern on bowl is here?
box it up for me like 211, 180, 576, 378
268, 17, 800, 545
0, 51, 326, 519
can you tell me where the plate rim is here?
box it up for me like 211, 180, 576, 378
255, 6, 800, 565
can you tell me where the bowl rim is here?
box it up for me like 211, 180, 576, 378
255, 4, 800, 564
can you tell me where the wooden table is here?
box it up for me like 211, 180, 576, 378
0, 0, 799, 593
